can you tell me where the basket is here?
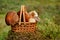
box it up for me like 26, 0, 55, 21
11, 22, 36, 32
11, 5, 36, 32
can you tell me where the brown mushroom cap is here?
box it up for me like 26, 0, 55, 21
5, 11, 19, 26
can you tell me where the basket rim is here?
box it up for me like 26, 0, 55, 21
19, 22, 36, 23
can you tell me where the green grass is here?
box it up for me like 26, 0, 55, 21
0, 14, 10, 40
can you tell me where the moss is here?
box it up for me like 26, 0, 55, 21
6, 28, 52, 40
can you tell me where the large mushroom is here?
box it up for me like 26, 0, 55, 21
5, 11, 19, 26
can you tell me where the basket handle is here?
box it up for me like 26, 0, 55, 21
22, 5, 26, 23
19, 5, 26, 25
19, 5, 23, 25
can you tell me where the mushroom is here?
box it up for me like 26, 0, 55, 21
5, 11, 19, 26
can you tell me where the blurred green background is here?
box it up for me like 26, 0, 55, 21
0, 0, 60, 40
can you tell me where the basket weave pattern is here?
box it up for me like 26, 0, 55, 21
11, 22, 36, 32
